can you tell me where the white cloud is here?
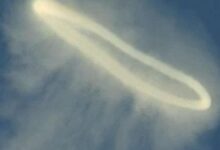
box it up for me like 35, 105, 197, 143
1, 0, 220, 150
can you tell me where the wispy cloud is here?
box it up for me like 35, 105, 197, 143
1, 0, 219, 150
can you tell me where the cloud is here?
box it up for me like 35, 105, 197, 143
1, 0, 219, 150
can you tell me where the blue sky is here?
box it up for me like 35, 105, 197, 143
165, 0, 220, 58
0, 0, 220, 150
165, 0, 220, 148
148, 1, 220, 148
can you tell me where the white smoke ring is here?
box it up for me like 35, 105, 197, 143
32, 0, 211, 111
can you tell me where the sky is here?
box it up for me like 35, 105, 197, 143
0, 0, 220, 150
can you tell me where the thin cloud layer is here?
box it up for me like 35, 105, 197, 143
1, 0, 219, 150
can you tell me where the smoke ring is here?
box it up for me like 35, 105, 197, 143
32, 0, 211, 111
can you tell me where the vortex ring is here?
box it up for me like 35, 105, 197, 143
32, 0, 211, 110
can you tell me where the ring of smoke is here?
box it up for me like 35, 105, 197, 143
32, 0, 211, 111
